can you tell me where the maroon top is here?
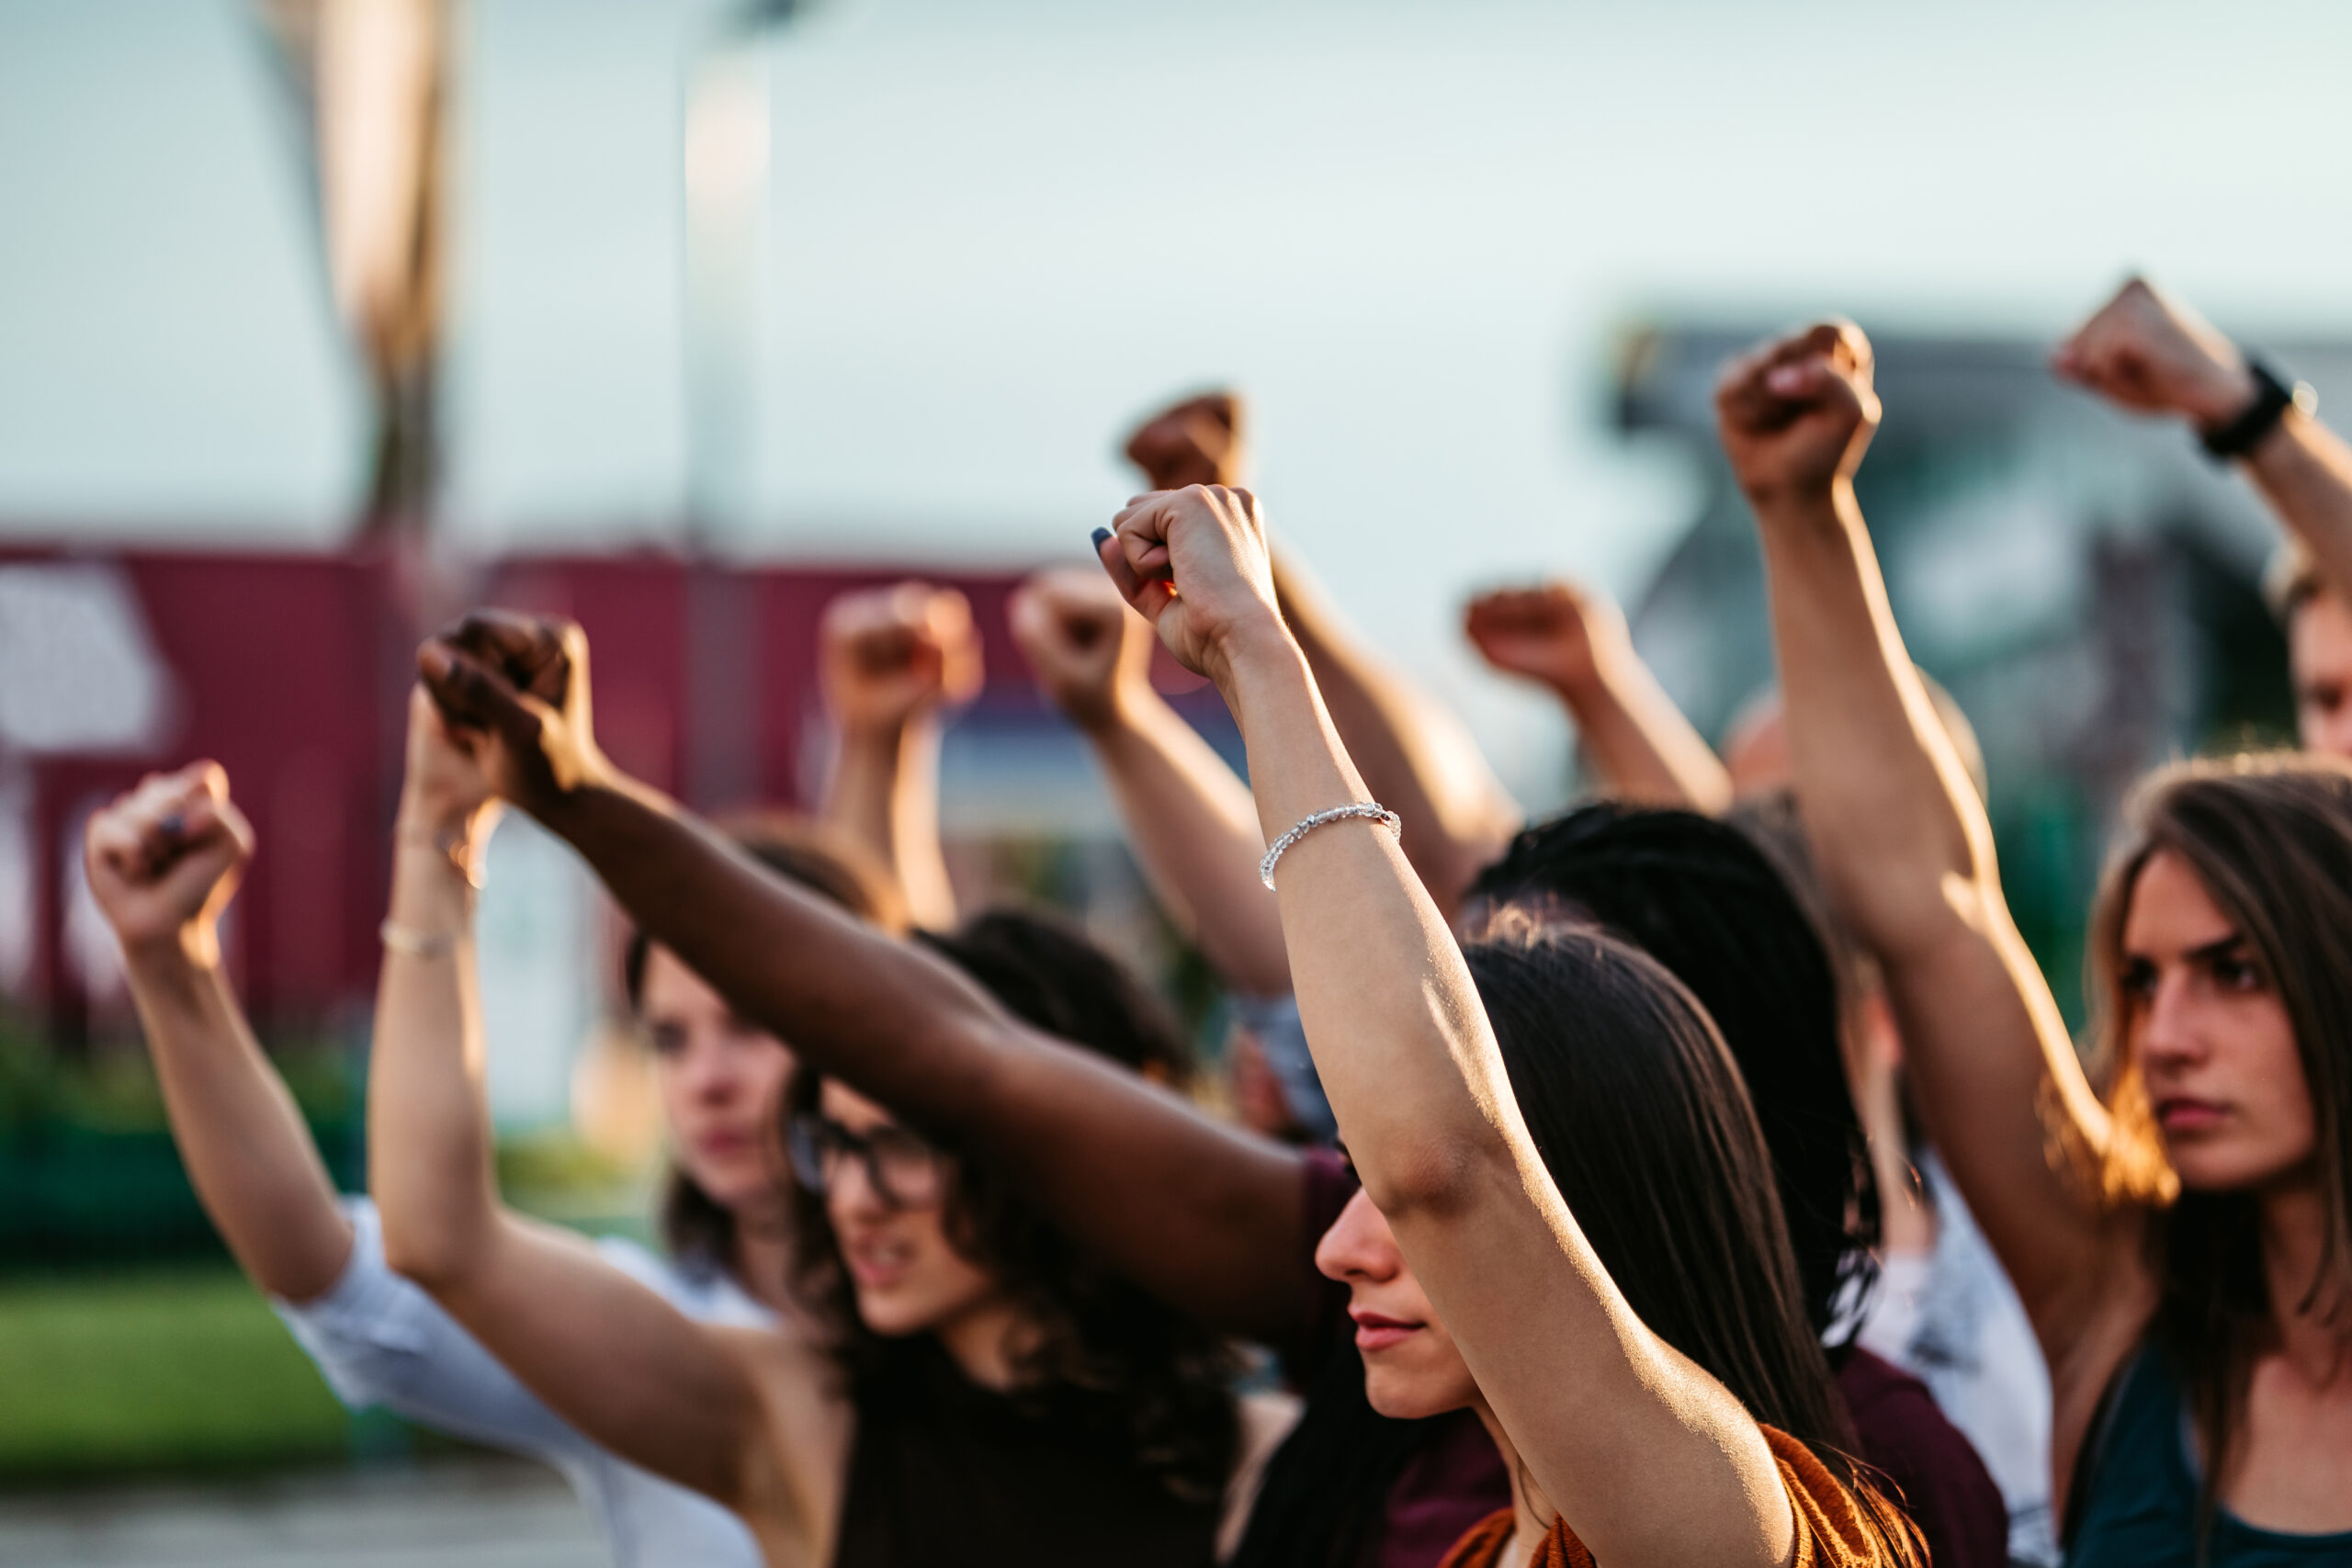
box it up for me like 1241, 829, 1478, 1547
1300, 1150, 1514, 1568
1836, 1346, 2007, 1568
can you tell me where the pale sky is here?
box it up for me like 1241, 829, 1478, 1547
6, 0, 2352, 792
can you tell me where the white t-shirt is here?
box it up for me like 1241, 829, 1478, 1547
275, 1198, 769, 1568
1857, 1154, 2058, 1568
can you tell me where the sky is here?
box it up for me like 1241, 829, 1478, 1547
6, 0, 2352, 791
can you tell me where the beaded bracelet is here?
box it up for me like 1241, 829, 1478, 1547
380, 919, 463, 959
1260, 803, 1403, 890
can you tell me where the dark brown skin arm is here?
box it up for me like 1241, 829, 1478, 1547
419, 623, 1309, 1345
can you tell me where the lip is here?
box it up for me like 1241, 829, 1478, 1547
1350, 1307, 1424, 1353
691, 1128, 758, 1161
2154, 1097, 2228, 1134
840, 1234, 913, 1291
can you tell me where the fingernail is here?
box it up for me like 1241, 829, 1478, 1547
159, 813, 185, 840
1090, 526, 1114, 553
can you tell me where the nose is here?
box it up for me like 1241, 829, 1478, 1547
678, 1034, 746, 1105
2137, 970, 2210, 1073
1314, 1188, 1404, 1284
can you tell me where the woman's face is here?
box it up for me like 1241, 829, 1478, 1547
642, 944, 795, 1213
1315, 1187, 1481, 1419
814, 1080, 1003, 1338
2120, 849, 2316, 1192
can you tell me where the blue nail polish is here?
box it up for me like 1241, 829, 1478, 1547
1090, 526, 1113, 551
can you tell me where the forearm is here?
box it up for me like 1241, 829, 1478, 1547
1276, 558, 1521, 914
1754, 483, 1988, 953
1087, 692, 1292, 997
1551, 658, 1733, 814
2245, 408, 2352, 603
542, 773, 1311, 1338
821, 717, 956, 931
121, 946, 353, 1302
1220, 634, 1788, 1567
369, 834, 500, 1288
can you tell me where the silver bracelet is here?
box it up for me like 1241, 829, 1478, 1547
1260, 802, 1403, 889
379, 919, 464, 959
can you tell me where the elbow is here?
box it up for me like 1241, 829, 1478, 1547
378, 1203, 486, 1297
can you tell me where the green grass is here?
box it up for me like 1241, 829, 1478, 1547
0, 1265, 361, 1483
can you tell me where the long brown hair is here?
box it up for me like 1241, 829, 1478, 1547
619, 813, 907, 1276
2085, 753, 2352, 1518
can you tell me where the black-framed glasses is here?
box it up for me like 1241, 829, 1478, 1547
786, 1112, 947, 1211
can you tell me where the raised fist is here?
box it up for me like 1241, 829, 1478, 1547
1007, 567, 1153, 734
417, 610, 609, 822
1096, 485, 1284, 685
819, 581, 984, 737
1123, 391, 1248, 492
84, 761, 254, 966
400, 684, 500, 859
2052, 276, 2256, 427
1714, 320, 1882, 506
1463, 581, 1629, 694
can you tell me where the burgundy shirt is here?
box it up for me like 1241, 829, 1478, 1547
1300, 1150, 1514, 1568
1837, 1345, 2007, 1568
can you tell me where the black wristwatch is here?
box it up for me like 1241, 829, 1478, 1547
2199, 359, 2315, 462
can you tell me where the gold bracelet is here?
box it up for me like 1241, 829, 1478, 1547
379, 919, 464, 959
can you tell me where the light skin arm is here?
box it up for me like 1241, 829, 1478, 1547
1010, 566, 1292, 997
1100, 485, 1794, 1568
2056, 276, 2352, 605
1464, 582, 1733, 813
415, 621, 1310, 1346
85, 763, 354, 1303
815, 581, 981, 932
367, 691, 779, 1514
1122, 386, 1523, 918
1724, 323, 2148, 1371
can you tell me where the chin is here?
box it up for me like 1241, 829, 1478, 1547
1362, 1359, 1466, 1422
2165, 1143, 2303, 1195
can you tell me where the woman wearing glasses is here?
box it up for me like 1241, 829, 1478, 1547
369, 692, 1290, 1568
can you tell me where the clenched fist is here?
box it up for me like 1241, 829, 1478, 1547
1095, 485, 1286, 687
1715, 321, 1882, 507
819, 582, 983, 737
85, 761, 254, 967
2052, 276, 2256, 429
1007, 568, 1153, 734
1124, 391, 1248, 492
418, 611, 610, 823
1463, 582, 1630, 695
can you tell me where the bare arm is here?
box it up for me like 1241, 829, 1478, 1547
1276, 549, 1524, 917
815, 582, 980, 931
1726, 324, 2147, 1366
418, 624, 1310, 1346
1464, 583, 1733, 812
1102, 486, 1794, 1568
1011, 568, 1291, 997
368, 694, 775, 1513
2057, 276, 2352, 609
85, 765, 353, 1303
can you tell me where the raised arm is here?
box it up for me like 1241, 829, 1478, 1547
367, 691, 784, 1513
1123, 388, 1522, 918
1464, 582, 1734, 812
84, 764, 353, 1303
2056, 276, 2352, 610
416, 620, 1308, 1345
815, 581, 981, 931
1098, 485, 1794, 1568
1008, 566, 1291, 997
1721, 323, 2143, 1359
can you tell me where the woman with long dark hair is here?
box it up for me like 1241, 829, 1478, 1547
1081, 480, 1919, 1564
1724, 316, 2352, 1560
368, 694, 1279, 1567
